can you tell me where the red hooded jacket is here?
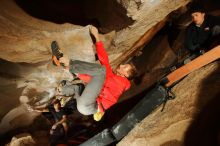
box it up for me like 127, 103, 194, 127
78, 41, 131, 112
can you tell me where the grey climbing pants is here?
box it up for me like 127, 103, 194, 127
66, 60, 106, 115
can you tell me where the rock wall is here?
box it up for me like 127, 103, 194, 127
118, 61, 220, 146
0, 0, 97, 63
0, 0, 191, 65
109, 0, 191, 66
0, 0, 192, 144
120, 34, 176, 102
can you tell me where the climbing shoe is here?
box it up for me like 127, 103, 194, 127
93, 111, 105, 121
51, 41, 63, 66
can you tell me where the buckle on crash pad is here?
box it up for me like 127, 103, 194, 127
161, 87, 176, 112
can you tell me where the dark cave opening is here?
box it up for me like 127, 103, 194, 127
14, 0, 134, 32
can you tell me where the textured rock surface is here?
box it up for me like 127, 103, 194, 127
0, 104, 40, 135
6, 133, 36, 146
0, 0, 98, 63
1, 1, 220, 146
109, 0, 191, 66
118, 61, 220, 146
0, 0, 190, 65
120, 35, 176, 101
0, 60, 76, 135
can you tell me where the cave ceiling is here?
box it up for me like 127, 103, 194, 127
0, 0, 191, 65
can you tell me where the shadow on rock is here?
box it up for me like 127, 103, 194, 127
184, 62, 220, 146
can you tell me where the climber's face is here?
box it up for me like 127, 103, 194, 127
191, 12, 205, 26
115, 64, 132, 78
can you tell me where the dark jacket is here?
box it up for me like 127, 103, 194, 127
185, 15, 220, 53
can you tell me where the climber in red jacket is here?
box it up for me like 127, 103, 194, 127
52, 25, 137, 121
